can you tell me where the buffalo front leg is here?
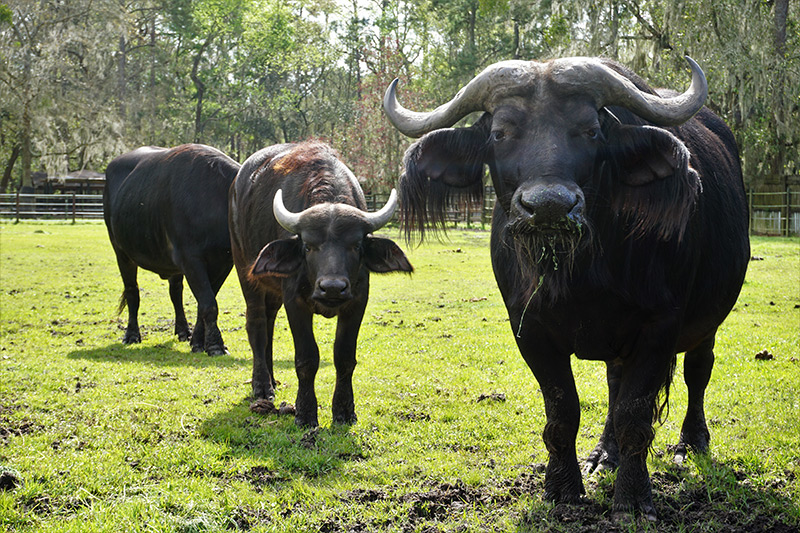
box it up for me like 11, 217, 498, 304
516, 328, 584, 503
612, 329, 678, 521
168, 274, 191, 342
584, 359, 622, 474
674, 334, 715, 465
331, 302, 366, 425
285, 297, 320, 427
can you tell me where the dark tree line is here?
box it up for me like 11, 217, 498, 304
1, 0, 797, 193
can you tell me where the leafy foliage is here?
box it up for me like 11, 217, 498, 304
0, 0, 797, 191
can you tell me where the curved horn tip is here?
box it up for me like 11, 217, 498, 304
364, 188, 398, 232
272, 188, 302, 233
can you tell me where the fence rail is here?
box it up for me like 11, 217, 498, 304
0, 192, 104, 222
2, 190, 798, 236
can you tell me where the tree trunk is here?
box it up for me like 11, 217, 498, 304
118, 35, 127, 117
1, 144, 21, 192
770, 0, 789, 184
191, 34, 215, 143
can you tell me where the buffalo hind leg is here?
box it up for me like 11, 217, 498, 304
674, 334, 715, 465
584, 359, 622, 474
168, 274, 191, 342
115, 250, 141, 344
184, 261, 227, 356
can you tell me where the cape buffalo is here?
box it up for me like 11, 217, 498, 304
229, 141, 413, 427
104, 144, 240, 355
384, 57, 749, 519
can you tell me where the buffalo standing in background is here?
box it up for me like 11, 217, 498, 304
104, 144, 240, 355
229, 142, 413, 427
384, 57, 749, 519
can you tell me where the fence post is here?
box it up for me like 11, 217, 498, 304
72, 192, 77, 223
785, 186, 790, 237
15, 190, 20, 223
748, 187, 753, 233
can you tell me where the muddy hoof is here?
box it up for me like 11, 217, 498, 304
250, 399, 278, 415
278, 402, 296, 416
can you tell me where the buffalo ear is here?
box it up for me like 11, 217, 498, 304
606, 125, 700, 240
400, 113, 491, 240
611, 125, 692, 186
250, 237, 303, 278
363, 236, 414, 274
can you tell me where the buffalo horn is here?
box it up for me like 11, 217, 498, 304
363, 188, 398, 232
273, 188, 398, 234
566, 56, 708, 126
383, 61, 526, 138
384, 56, 707, 136
273, 189, 301, 233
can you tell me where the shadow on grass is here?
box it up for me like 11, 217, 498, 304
513, 454, 800, 533
65, 341, 260, 369
198, 396, 364, 480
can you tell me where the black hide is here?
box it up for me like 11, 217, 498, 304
103, 144, 240, 355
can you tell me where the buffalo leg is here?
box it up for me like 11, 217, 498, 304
168, 274, 191, 342
285, 298, 319, 427
584, 359, 622, 474
183, 261, 226, 356
115, 250, 141, 344
612, 326, 677, 521
516, 327, 584, 503
331, 300, 366, 425
674, 334, 715, 464
245, 288, 281, 401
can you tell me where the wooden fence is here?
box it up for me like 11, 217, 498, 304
0, 192, 104, 222
1, 188, 797, 236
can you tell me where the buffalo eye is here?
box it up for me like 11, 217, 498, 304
584, 127, 603, 141
303, 243, 317, 253
490, 130, 506, 143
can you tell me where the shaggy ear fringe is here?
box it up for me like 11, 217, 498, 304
608, 129, 701, 242
398, 121, 490, 244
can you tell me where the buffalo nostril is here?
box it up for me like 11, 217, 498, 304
318, 278, 349, 298
520, 184, 581, 226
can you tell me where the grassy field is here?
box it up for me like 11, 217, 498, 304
0, 221, 798, 532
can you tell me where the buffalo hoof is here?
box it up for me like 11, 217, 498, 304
252, 382, 275, 402
674, 429, 710, 465
176, 329, 191, 342
206, 345, 228, 357
294, 412, 319, 428
332, 411, 357, 426
584, 445, 619, 475
612, 504, 658, 523
123, 332, 141, 344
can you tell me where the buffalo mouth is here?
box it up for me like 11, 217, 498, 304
311, 294, 353, 317
507, 213, 588, 276
508, 213, 584, 240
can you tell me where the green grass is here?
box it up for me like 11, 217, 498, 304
0, 221, 798, 532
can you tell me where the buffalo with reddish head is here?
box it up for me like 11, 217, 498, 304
229, 141, 413, 427
104, 144, 240, 355
384, 57, 749, 520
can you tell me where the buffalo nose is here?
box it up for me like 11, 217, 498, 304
317, 278, 350, 299
518, 183, 582, 227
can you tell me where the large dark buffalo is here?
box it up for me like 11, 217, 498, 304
229, 141, 413, 427
104, 144, 240, 355
384, 57, 749, 519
